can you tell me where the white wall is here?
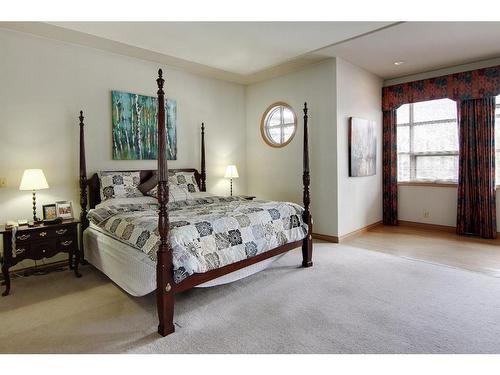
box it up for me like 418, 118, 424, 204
245, 60, 338, 236
0, 28, 247, 227
336, 58, 383, 236
398, 186, 457, 226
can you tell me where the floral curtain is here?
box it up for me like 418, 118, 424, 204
456, 97, 497, 239
382, 65, 500, 227
383, 109, 398, 225
383, 65, 500, 112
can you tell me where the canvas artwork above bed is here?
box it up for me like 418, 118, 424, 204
111, 90, 177, 160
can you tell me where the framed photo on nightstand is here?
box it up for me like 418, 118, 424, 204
56, 201, 74, 219
42, 204, 57, 220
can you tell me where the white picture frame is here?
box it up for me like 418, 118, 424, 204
55, 200, 74, 220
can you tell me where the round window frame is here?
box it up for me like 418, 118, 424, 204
260, 102, 298, 148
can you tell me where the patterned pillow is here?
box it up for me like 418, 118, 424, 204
98, 171, 143, 201
169, 171, 200, 193
147, 183, 192, 202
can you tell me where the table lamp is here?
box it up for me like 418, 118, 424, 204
19, 169, 49, 222
224, 165, 239, 196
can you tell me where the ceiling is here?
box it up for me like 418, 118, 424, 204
319, 22, 500, 80
48, 22, 392, 75
2, 21, 500, 84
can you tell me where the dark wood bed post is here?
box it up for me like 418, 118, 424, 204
77, 110, 87, 276
302, 102, 313, 268
156, 69, 176, 336
200, 122, 207, 192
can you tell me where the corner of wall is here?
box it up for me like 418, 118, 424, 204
335, 57, 384, 237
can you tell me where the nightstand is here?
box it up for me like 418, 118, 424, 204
0, 219, 81, 296
237, 195, 256, 200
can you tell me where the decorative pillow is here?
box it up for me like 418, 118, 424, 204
138, 172, 158, 195
98, 171, 143, 201
169, 171, 200, 193
147, 183, 192, 202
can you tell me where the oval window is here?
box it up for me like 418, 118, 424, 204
260, 102, 297, 147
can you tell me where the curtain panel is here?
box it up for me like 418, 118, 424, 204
456, 97, 497, 239
383, 110, 398, 225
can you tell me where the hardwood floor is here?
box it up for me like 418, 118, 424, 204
345, 224, 500, 277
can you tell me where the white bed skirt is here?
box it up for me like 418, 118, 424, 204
83, 225, 284, 297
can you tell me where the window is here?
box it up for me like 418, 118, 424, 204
495, 95, 500, 183
260, 102, 297, 147
397, 98, 458, 183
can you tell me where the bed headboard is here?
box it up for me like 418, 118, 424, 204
87, 168, 202, 209
79, 111, 206, 215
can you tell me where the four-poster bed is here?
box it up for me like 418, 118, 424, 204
78, 69, 313, 337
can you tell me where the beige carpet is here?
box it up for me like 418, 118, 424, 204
1, 242, 500, 353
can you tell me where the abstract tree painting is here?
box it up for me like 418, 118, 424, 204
111, 90, 177, 160
349, 117, 377, 177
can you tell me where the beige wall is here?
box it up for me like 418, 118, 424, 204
245, 60, 338, 236
398, 186, 457, 226
0, 28, 247, 226
0, 29, 247, 268
336, 58, 383, 236
1, 28, 387, 264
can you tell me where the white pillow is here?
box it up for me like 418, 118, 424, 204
169, 171, 200, 193
147, 183, 192, 202
98, 171, 143, 201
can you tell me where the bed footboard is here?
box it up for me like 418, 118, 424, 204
154, 71, 312, 337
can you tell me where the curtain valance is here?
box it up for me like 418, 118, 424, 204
382, 65, 500, 111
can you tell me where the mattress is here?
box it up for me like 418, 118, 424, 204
84, 223, 284, 297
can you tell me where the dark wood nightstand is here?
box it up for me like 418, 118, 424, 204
236, 195, 256, 200
0, 219, 81, 296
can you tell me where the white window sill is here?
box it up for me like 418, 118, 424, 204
398, 182, 500, 189
398, 181, 457, 187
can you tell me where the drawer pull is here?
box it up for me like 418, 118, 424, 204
14, 248, 26, 256
39, 231, 47, 237
61, 240, 73, 247
18, 234, 31, 240
56, 229, 68, 235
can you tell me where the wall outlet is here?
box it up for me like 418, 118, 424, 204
0, 177, 6, 188
423, 210, 430, 218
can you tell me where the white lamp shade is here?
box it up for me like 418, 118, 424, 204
19, 169, 49, 191
224, 165, 239, 179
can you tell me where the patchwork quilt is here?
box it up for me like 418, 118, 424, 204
87, 196, 308, 283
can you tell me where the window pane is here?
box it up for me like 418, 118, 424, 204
496, 151, 500, 184
397, 104, 410, 124
496, 95, 500, 184
282, 107, 294, 125
413, 98, 457, 123
397, 125, 409, 153
267, 127, 281, 144
268, 109, 281, 127
283, 125, 294, 143
415, 155, 458, 181
398, 154, 410, 182
413, 121, 458, 153
496, 95, 500, 150
496, 115, 500, 151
